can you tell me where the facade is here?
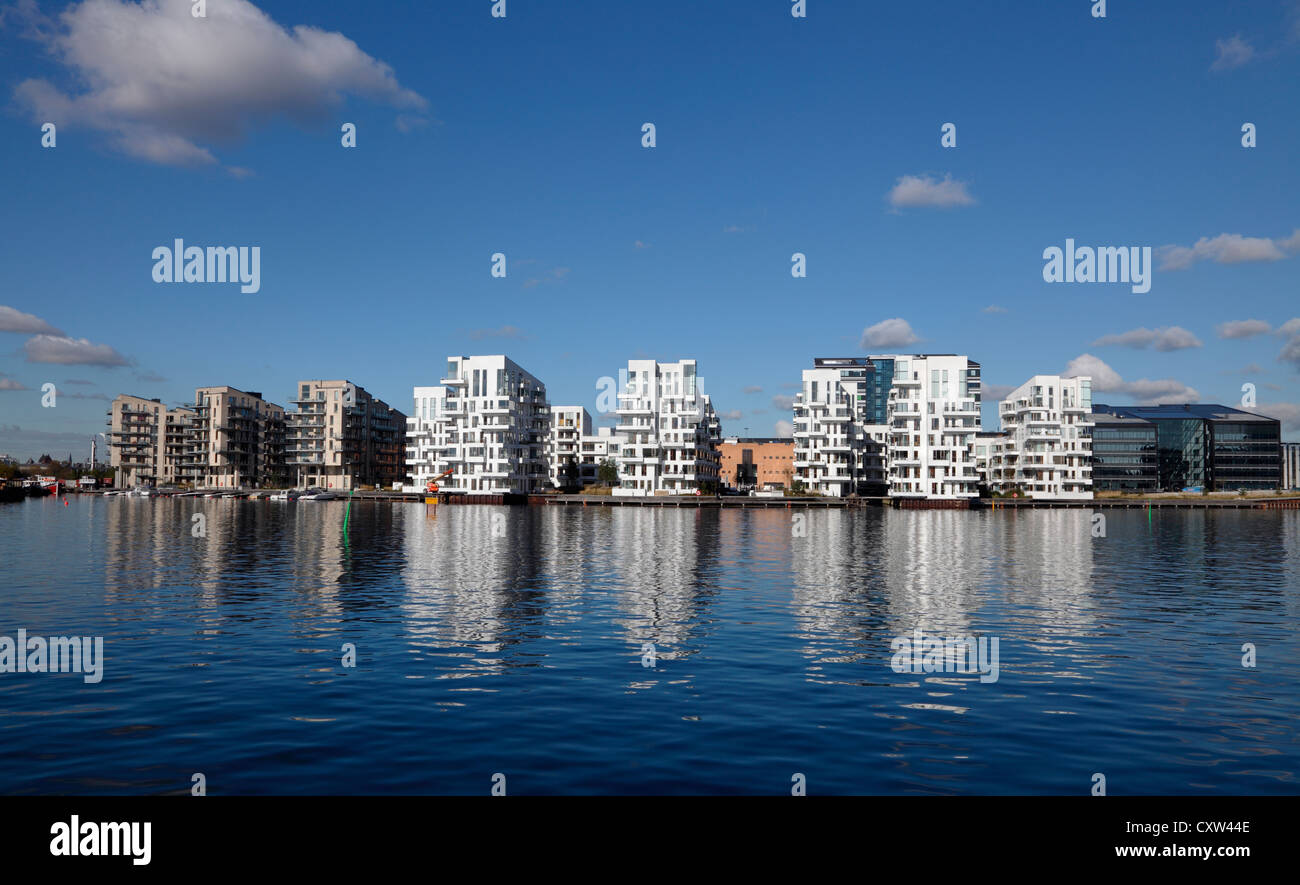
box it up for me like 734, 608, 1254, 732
720, 438, 794, 490
404, 385, 447, 492
579, 426, 620, 482
286, 380, 406, 490
415, 355, 550, 495
1284, 442, 1300, 490
549, 406, 593, 489
1090, 413, 1157, 491
191, 386, 287, 489
105, 394, 197, 488
989, 375, 1094, 499
614, 359, 721, 495
973, 430, 1007, 490
884, 355, 982, 500
1091, 403, 1282, 491
791, 359, 864, 497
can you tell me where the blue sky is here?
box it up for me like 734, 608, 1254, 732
1, 0, 1298, 459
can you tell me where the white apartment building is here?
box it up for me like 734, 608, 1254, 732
580, 426, 620, 476
885, 355, 982, 500
791, 358, 890, 497
549, 406, 593, 489
614, 359, 721, 495
404, 385, 447, 492
973, 431, 1008, 489
413, 356, 550, 496
1284, 442, 1300, 490
990, 375, 1094, 499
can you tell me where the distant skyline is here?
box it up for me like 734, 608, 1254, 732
2, 0, 1299, 459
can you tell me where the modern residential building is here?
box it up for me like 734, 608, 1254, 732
579, 426, 621, 482
549, 405, 592, 489
416, 355, 551, 496
105, 394, 197, 488
404, 385, 447, 492
191, 386, 287, 488
973, 430, 1007, 490
1091, 403, 1282, 491
791, 358, 889, 496
720, 437, 795, 491
614, 358, 721, 495
989, 375, 1094, 499
884, 354, 983, 500
1284, 442, 1300, 490
285, 380, 406, 490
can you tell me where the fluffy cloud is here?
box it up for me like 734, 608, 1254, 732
886, 174, 975, 209
742, 385, 763, 394
0, 305, 63, 335
1063, 353, 1199, 404
860, 317, 920, 350
23, 335, 131, 367
1158, 230, 1298, 270
1091, 326, 1202, 351
981, 384, 1016, 402
1211, 34, 1256, 71
774, 420, 793, 438
771, 395, 795, 411
719, 409, 743, 421
0, 377, 29, 391
1216, 319, 1273, 339
13, 0, 427, 166
1245, 403, 1300, 431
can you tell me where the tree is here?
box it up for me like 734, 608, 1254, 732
597, 458, 618, 486
563, 457, 580, 489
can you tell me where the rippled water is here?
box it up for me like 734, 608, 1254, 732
2, 496, 1297, 795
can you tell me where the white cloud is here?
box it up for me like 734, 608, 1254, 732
1158, 231, 1296, 270
1276, 318, 1300, 337
0, 377, 29, 391
981, 305, 1008, 314
860, 317, 921, 349
1216, 319, 1273, 339
886, 174, 975, 209
771, 395, 795, 411
23, 335, 131, 367
1062, 353, 1199, 403
774, 420, 793, 438
1211, 34, 1256, 71
0, 305, 62, 335
719, 409, 743, 421
1245, 402, 1300, 431
13, 0, 427, 167
742, 385, 763, 394
982, 384, 1015, 402
1281, 335, 1300, 370
1091, 326, 1202, 351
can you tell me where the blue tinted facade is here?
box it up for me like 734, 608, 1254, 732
1092, 404, 1281, 491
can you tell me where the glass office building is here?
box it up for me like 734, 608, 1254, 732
1092, 403, 1281, 491
1091, 413, 1158, 491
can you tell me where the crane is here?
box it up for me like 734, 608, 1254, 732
425, 467, 454, 494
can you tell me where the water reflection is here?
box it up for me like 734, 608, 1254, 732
7, 497, 1294, 794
